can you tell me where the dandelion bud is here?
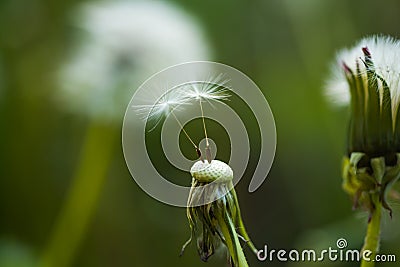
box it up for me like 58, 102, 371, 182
326, 36, 400, 217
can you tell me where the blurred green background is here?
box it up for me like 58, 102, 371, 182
1, 0, 400, 266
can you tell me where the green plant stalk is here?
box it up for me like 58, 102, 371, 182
215, 204, 249, 267
40, 122, 117, 267
360, 194, 382, 267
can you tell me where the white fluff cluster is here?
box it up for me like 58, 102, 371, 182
184, 74, 231, 103
135, 76, 230, 127
326, 35, 400, 113
56, 0, 211, 122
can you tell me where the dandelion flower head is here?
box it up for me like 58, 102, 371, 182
326, 35, 400, 117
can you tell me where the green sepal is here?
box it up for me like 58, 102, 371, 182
370, 157, 385, 184
395, 106, 400, 150
362, 49, 381, 155
343, 153, 400, 217
377, 76, 393, 153
230, 187, 258, 255
183, 179, 256, 266
380, 154, 400, 216
347, 63, 366, 153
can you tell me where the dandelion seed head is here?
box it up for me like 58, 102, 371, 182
326, 35, 400, 112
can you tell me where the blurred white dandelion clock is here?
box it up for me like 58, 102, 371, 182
326, 35, 400, 111
56, 0, 211, 122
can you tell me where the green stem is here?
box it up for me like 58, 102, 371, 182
40, 122, 117, 267
360, 195, 382, 267
216, 206, 248, 267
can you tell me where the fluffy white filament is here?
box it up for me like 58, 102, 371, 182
326, 35, 400, 116
185, 74, 231, 103
136, 77, 231, 127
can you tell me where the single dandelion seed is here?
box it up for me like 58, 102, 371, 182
326, 35, 400, 267
185, 75, 231, 162
199, 96, 210, 161
136, 77, 230, 158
